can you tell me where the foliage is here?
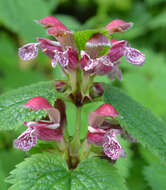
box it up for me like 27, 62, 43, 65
104, 85, 166, 163
0, 81, 57, 130
7, 153, 127, 190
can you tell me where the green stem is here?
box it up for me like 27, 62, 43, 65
69, 106, 81, 167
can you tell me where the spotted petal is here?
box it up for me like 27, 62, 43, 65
18, 43, 38, 60
103, 130, 122, 160
13, 129, 37, 151
124, 47, 145, 65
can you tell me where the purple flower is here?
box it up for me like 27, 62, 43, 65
18, 16, 145, 81
14, 97, 63, 151
87, 104, 125, 160
18, 43, 38, 60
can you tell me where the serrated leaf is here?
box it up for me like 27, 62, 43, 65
7, 153, 70, 190
74, 29, 108, 52
143, 164, 166, 190
7, 153, 127, 190
71, 157, 127, 190
104, 85, 166, 163
0, 81, 57, 130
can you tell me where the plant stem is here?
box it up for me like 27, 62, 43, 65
69, 106, 81, 168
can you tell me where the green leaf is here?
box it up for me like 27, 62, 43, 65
74, 29, 108, 52
71, 158, 127, 190
115, 139, 132, 178
66, 102, 77, 136
0, 0, 50, 41
7, 153, 127, 190
0, 81, 57, 130
7, 153, 70, 190
0, 149, 24, 190
104, 85, 166, 163
143, 164, 166, 190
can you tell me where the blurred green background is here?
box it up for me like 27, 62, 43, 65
0, 0, 166, 189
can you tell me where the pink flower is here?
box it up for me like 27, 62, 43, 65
14, 97, 63, 151
87, 104, 125, 160
19, 17, 78, 72
18, 17, 145, 81
106, 19, 133, 34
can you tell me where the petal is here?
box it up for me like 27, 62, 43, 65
85, 33, 111, 58
37, 16, 68, 30
48, 28, 76, 49
108, 63, 122, 81
46, 108, 61, 123
103, 130, 122, 160
87, 126, 105, 145
108, 40, 128, 62
124, 47, 145, 65
14, 129, 37, 151
24, 96, 53, 110
37, 38, 63, 59
24, 120, 62, 141
24, 120, 59, 130
88, 111, 106, 128
106, 19, 133, 34
95, 104, 119, 117
18, 43, 38, 60
66, 47, 78, 70
54, 47, 78, 70
37, 126, 63, 141
95, 55, 114, 75
80, 51, 97, 73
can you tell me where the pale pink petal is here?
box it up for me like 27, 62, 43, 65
95, 104, 119, 117
106, 19, 133, 34
85, 33, 111, 58
124, 47, 145, 65
88, 111, 106, 128
18, 43, 38, 60
13, 129, 37, 151
108, 63, 122, 81
47, 28, 76, 49
24, 96, 53, 110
